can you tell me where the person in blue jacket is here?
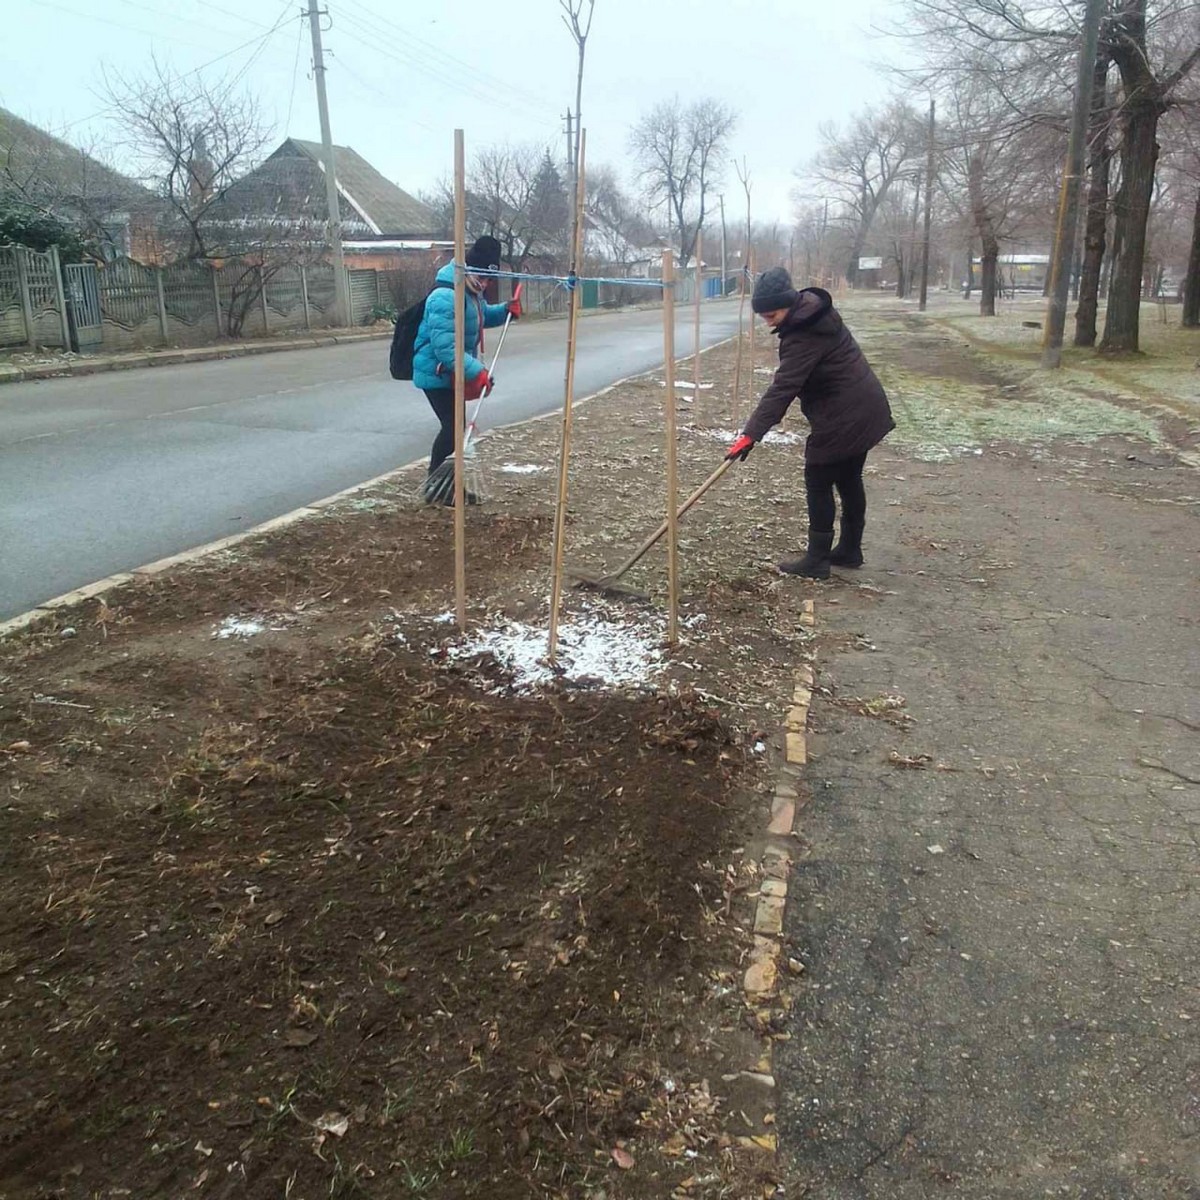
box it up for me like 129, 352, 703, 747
413, 235, 521, 496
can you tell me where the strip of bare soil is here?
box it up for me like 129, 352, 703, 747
1, 379, 804, 1198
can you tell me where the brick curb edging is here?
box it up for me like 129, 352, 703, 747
729, 597, 816, 1176
0, 329, 393, 386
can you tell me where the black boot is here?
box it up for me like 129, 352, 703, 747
830, 519, 865, 568
779, 530, 834, 579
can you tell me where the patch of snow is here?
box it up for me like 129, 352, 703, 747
447, 606, 665, 693
499, 463, 549, 475
660, 380, 714, 390
431, 611, 456, 625
213, 616, 268, 639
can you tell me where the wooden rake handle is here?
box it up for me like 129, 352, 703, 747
609, 457, 734, 580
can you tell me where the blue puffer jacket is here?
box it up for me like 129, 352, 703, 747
412, 262, 509, 391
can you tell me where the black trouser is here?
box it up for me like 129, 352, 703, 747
424, 388, 455, 473
804, 451, 868, 531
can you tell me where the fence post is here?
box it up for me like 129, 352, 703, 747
257, 266, 269, 336
375, 270, 382, 309
300, 264, 311, 331
15, 249, 37, 350
154, 267, 169, 343
48, 247, 71, 350
211, 264, 224, 337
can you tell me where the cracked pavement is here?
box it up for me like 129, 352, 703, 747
776, 434, 1198, 1196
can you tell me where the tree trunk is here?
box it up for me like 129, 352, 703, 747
963, 242, 974, 298
1182, 186, 1200, 327
1074, 61, 1112, 346
968, 153, 999, 316
1100, 98, 1160, 352
979, 249, 998, 315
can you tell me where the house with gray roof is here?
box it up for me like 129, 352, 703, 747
0, 107, 159, 259
216, 138, 449, 267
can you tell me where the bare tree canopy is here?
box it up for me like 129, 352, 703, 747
891, 0, 1200, 349
630, 96, 737, 267
103, 59, 273, 260
803, 101, 921, 285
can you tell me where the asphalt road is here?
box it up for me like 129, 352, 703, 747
0, 300, 743, 619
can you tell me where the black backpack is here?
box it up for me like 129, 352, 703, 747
388, 281, 451, 381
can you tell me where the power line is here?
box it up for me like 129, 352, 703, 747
331, 59, 439, 135
30, 0, 219, 47
285, 10, 306, 135
332, 10, 528, 118
224, 0, 297, 92
337, 0, 558, 121
57, 9, 301, 134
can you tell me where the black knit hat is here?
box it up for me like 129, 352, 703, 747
752, 266, 798, 314
466, 235, 502, 271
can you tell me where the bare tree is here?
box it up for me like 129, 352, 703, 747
1075, 50, 1116, 345
103, 60, 272, 261
586, 163, 657, 265
630, 97, 737, 267
803, 101, 920, 284
560, 0, 595, 203
1099, 0, 1200, 350
895, 0, 1200, 350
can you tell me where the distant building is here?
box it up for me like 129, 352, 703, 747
214, 138, 450, 269
0, 106, 159, 259
972, 252, 1051, 293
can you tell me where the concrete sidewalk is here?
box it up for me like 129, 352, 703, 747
777, 429, 1199, 1192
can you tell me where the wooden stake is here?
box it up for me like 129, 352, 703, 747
663, 248, 679, 646
747, 248, 756, 415
548, 130, 587, 663
693, 230, 702, 401
452, 129, 467, 631
732, 260, 746, 429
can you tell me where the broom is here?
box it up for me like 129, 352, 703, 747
421, 286, 520, 506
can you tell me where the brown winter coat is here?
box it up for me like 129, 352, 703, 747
743, 288, 894, 465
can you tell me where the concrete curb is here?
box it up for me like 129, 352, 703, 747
0, 336, 737, 641
733, 598, 816, 1172
0, 329, 392, 385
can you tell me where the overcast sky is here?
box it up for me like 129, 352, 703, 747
5, 0, 904, 226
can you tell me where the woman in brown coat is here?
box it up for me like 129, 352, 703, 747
726, 267, 895, 578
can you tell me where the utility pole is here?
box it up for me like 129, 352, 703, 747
719, 194, 728, 298
819, 198, 829, 286
307, 0, 349, 327
563, 109, 575, 205
1042, 0, 1105, 367
919, 99, 936, 312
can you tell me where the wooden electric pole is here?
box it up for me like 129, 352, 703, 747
1042, 0, 1105, 367
919, 99, 936, 312
719, 194, 728, 299
307, 0, 349, 326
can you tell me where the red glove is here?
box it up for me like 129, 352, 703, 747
507, 297, 522, 320
725, 433, 755, 462
465, 368, 492, 401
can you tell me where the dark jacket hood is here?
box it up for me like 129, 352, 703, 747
776, 287, 838, 335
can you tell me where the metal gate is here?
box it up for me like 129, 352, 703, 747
348, 269, 379, 326
65, 262, 103, 350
